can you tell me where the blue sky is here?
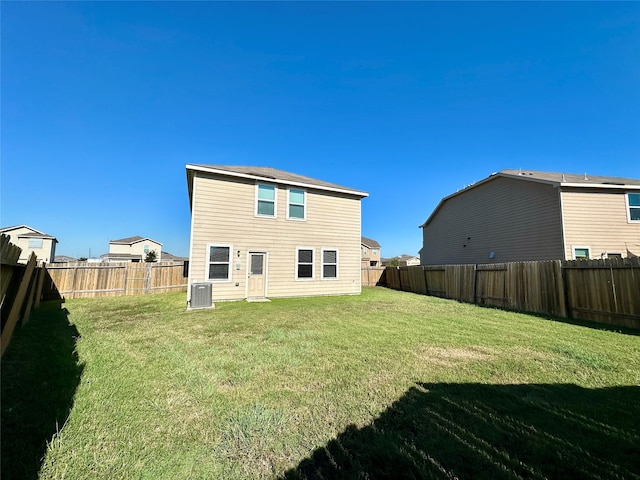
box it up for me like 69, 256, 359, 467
2, 2, 639, 259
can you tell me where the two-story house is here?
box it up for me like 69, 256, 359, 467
0, 225, 58, 263
186, 165, 368, 304
103, 236, 163, 262
361, 236, 381, 267
419, 169, 640, 265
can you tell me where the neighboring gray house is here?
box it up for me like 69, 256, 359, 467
0, 225, 58, 263
420, 169, 640, 265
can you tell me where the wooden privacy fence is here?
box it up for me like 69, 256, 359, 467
45, 262, 188, 299
384, 257, 640, 330
362, 267, 386, 287
1, 235, 47, 356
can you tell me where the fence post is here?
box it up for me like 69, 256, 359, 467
472, 264, 478, 305
1, 253, 37, 356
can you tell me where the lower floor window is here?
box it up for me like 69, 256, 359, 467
296, 248, 314, 279
322, 249, 338, 279
208, 244, 231, 280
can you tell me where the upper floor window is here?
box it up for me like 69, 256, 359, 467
256, 184, 276, 217
144, 245, 150, 253
372, 249, 378, 257
288, 188, 306, 220
362, 247, 368, 256
29, 238, 43, 248
208, 244, 232, 281
627, 193, 640, 222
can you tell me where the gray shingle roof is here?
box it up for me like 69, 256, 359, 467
361, 236, 381, 248
499, 169, 640, 186
186, 164, 368, 198
110, 236, 162, 245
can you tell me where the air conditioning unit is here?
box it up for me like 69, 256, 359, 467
190, 282, 213, 309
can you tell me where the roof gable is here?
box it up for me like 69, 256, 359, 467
361, 236, 381, 248
0, 225, 57, 241
186, 164, 368, 206
420, 169, 640, 228
110, 236, 162, 246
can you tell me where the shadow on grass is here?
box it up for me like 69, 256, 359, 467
283, 382, 640, 480
1, 300, 84, 480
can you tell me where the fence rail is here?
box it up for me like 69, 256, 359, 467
44, 262, 188, 299
383, 257, 640, 330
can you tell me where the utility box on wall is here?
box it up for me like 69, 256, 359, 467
190, 282, 213, 309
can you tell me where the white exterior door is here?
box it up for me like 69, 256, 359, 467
247, 252, 266, 298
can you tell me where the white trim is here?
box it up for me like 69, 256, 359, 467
558, 189, 568, 260
186, 164, 369, 198
287, 187, 307, 221
255, 182, 278, 218
206, 243, 233, 282
187, 176, 198, 301
295, 247, 315, 281
626, 192, 640, 223
572, 245, 591, 260
321, 248, 339, 280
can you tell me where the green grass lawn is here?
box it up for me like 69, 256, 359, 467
2, 287, 639, 479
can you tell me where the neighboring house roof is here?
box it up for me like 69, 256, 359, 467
110, 235, 163, 246
186, 164, 369, 206
420, 169, 640, 228
361, 236, 381, 248
0, 225, 58, 241
54, 255, 77, 262
398, 254, 419, 261
162, 251, 188, 261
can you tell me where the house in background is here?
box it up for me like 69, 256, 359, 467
361, 236, 381, 267
382, 254, 420, 267
0, 225, 58, 263
102, 236, 163, 262
419, 169, 640, 265
186, 164, 368, 305
54, 255, 77, 263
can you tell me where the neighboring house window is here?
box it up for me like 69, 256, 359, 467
370, 261, 377, 267
373, 249, 378, 257
322, 249, 338, 279
28, 238, 43, 248
288, 188, 306, 220
256, 184, 276, 217
573, 247, 590, 260
627, 193, 640, 222
144, 245, 150, 253
363, 247, 368, 256
296, 248, 314, 280
208, 244, 232, 281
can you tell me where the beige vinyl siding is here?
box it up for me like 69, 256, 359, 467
561, 189, 640, 259
5, 226, 56, 263
189, 172, 362, 300
421, 176, 564, 264
109, 244, 133, 255
130, 241, 162, 259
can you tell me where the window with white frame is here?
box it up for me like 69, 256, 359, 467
207, 244, 232, 281
573, 247, 590, 260
144, 245, 150, 253
296, 248, 314, 279
322, 249, 338, 279
28, 238, 43, 248
256, 184, 276, 217
627, 193, 640, 222
288, 188, 306, 220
